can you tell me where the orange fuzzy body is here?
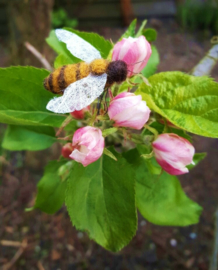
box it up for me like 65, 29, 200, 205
44, 59, 109, 94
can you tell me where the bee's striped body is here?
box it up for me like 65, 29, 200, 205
44, 59, 109, 94
44, 59, 127, 94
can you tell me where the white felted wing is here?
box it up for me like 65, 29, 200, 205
55, 29, 102, 63
46, 74, 107, 113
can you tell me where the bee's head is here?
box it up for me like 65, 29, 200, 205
106, 60, 128, 86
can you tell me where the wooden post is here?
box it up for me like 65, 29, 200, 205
120, 0, 134, 26
7, 0, 54, 67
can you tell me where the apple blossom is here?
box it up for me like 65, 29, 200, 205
112, 36, 152, 77
108, 92, 150, 130
69, 126, 104, 167
152, 133, 195, 175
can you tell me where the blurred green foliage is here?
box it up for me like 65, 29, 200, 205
177, 0, 218, 33
51, 8, 78, 29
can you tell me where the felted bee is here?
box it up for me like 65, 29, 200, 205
45, 29, 128, 113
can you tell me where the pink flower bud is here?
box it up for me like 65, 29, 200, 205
70, 106, 90, 120
69, 126, 104, 167
152, 133, 195, 175
108, 92, 151, 130
112, 36, 152, 77
61, 143, 73, 159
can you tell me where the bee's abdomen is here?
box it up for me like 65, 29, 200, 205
43, 62, 90, 94
90, 59, 109, 75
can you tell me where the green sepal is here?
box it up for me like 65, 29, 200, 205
135, 20, 147, 37
120, 19, 137, 39
103, 148, 117, 161
102, 127, 118, 137
187, 153, 207, 170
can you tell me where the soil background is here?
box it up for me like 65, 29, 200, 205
0, 19, 218, 270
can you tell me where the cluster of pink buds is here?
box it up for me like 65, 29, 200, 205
61, 35, 195, 175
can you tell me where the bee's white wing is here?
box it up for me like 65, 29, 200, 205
46, 74, 107, 113
55, 29, 102, 63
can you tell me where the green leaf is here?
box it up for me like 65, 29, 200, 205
143, 28, 157, 42
0, 110, 67, 127
2, 125, 56, 151
0, 66, 50, 111
136, 71, 218, 138
65, 28, 113, 59
0, 66, 70, 127
34, 160, 67, 214
51, 8, 78, 29
65, 151, 137, 252
120, 19, 137, 39
187, 152, 207, 170
123, 148, 202, 226
141, 45, 159, 78
54, 54, 73, 69
135, 20, 147, 37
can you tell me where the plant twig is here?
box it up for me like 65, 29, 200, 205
0, 240, 25, 248
209, 208, 218, 270
37, 261, 45, 270
24, 42, 53, 71
57, 134, 73, 141
2, 239, 27, 270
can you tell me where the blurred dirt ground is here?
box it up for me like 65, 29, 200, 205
0, 19, 218, 270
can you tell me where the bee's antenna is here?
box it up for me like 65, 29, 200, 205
127, 59, 147, 66
127, 70, 139, 75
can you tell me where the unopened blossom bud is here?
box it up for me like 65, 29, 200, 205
70, 106, 90, 120
62, 143, 73, 159
108, 92, 150, 130
152, 133, 195, 175
112, 36, 152, 77
69, 126, 104, 167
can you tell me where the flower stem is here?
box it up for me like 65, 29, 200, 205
144, 124, 158, 140
56, 114, 73, 137
113, 85, 119, 97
